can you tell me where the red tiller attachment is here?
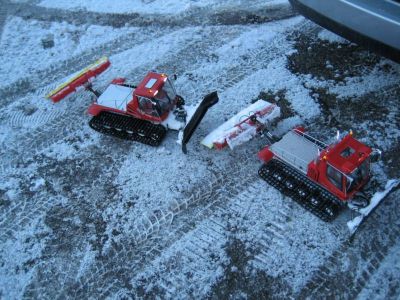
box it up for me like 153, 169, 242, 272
202, 100, 281, 150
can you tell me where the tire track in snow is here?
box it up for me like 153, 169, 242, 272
297, 189, 400, 298
3, 27, 235, 295
17, 24, 257, 298
132, 180, 293, 298
0, 1, 9, 37
69, 153, 258, 298
1, 25, 238, 237
0, 25, 174, 108
2, 26, 229, 164
13, 2, 294, 28
6, 108, 66, 128
0, 2, 295, 105
57, 20, 317, 297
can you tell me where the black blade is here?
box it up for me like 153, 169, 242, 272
181, 91, 219, 154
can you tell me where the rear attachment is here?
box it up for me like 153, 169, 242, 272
259, 159, 343, 222
202, 100, 280, 150
89, 111, 167, 147
181, 91, 219, 154
347, 179, 400, 235
46, 57, 110, 102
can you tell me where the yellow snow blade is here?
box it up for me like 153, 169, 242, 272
46, 56, 109, 100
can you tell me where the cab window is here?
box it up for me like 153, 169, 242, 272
327, 164, 343, 191
138, 96, 159, 118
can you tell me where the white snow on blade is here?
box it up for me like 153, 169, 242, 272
357, 239, 400, 299
0, 17, 138, 88
38, 0, 288, 14
201, 100, 280, 149
347, 179, 400, 235
162, 103, 199, 132
317, 29, 349, 44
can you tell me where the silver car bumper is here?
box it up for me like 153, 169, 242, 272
289, 0, 400, 63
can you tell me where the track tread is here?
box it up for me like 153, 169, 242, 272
89, 111, 167, 147
258, 159, 343, 222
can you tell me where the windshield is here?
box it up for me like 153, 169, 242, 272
346, 158, 370, 193
138, 96, 160, 118
152, 79, 177, 116
163, 78, 177, 100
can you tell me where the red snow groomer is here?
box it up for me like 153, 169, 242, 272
258, 128, 377, 222
203, 101, 397, 234
47, 57, 218, 153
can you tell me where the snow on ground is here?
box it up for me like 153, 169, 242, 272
0, 16, 138, 88
97, 18, 308, 246
328, 61, 400, 98
317, 29, 349, 44
38, 0, 288, 14
234, 182, 341, 292
0, 217, 50, 299
130, 216, 229, 298
0, 25, 196, 131
1, 0, 400, 298
357, 240, 400, 299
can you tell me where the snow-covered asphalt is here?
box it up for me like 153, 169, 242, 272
0, 0, 399, 299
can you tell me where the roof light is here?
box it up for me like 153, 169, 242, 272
145, 78, 157, 89
323, 155, 327, 160
349, 129, 353, 136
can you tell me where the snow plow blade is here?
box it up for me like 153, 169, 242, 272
347, 179, 400, 236
46, 57, 110, 102
181, 91, 219, 154
202, 100, 281, 150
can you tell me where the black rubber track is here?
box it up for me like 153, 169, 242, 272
89, 111, 167, 147
258, 159, 344, 222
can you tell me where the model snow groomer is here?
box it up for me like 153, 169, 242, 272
204, 101, 398, 234
46, 57, 218, 153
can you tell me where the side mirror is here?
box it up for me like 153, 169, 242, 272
370, 148, 382, 163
